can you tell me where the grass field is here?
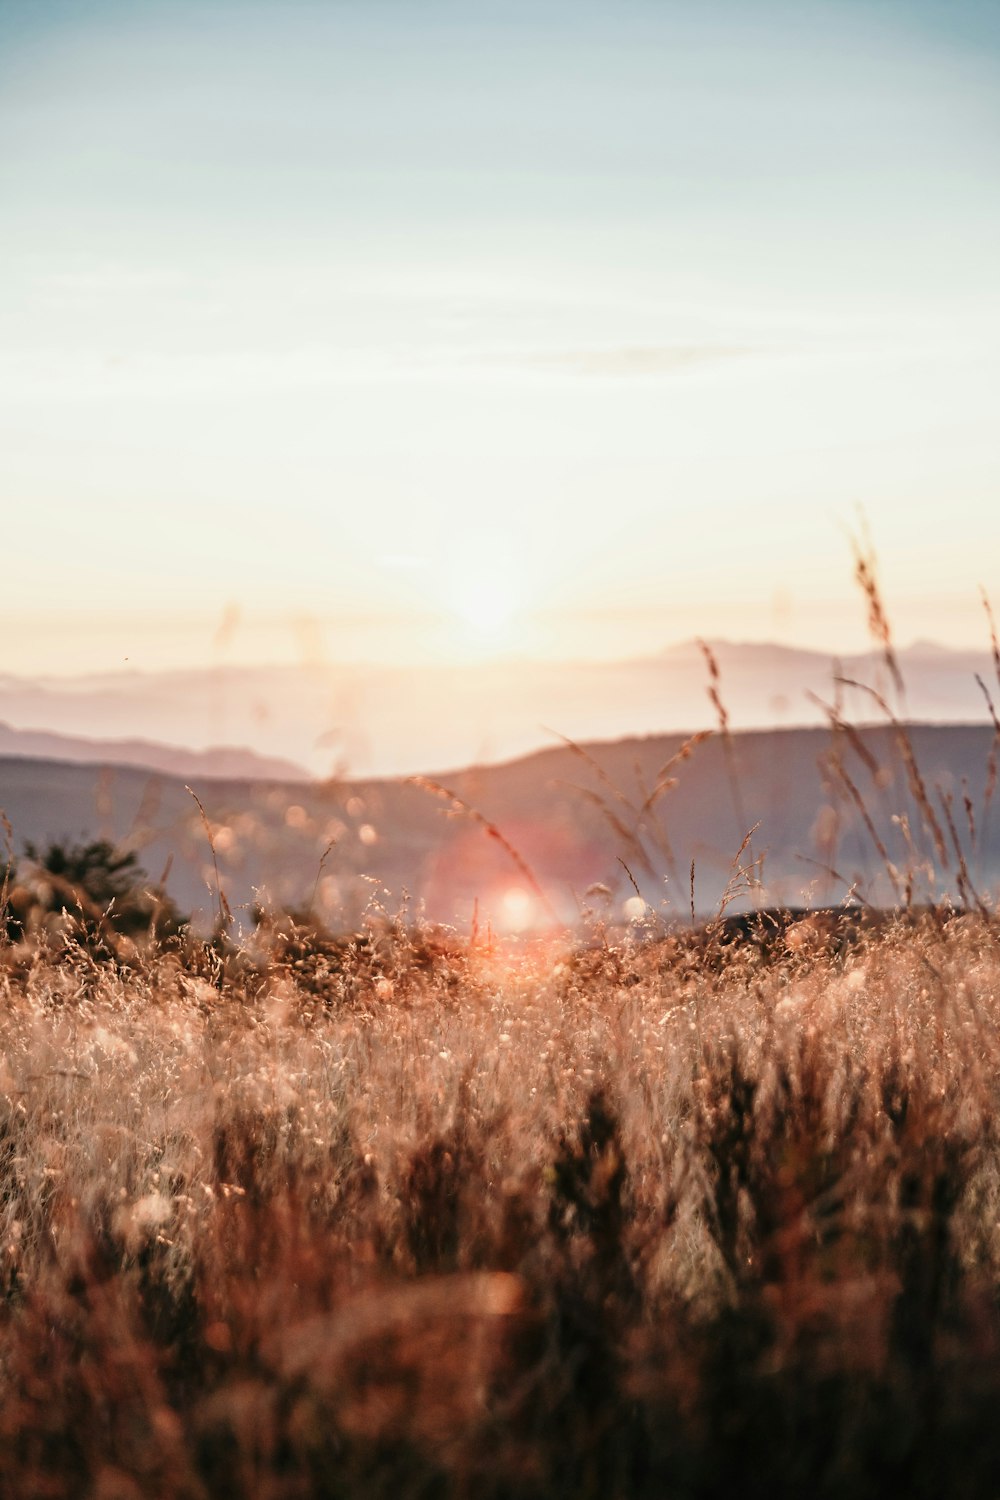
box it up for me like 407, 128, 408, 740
1, 903, 999, 1498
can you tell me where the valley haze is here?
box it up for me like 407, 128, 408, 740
0, 638, 994, 780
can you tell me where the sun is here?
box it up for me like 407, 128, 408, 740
446, 545, 524, 650
453, 571, 516, 639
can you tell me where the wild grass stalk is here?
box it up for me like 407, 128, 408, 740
1, 911, 1000, 1496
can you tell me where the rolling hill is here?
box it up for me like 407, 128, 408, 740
1, 720, 995, 932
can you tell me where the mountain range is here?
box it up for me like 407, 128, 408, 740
0, 721, 308, 782
0, 638, 996, 781
1, 720, 995, 934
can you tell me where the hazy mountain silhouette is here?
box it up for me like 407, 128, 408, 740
0, 639, 995, 779
0, 721, 308, 782
1, 720, 995, 933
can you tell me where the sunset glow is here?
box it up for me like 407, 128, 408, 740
0, 0, 997, 683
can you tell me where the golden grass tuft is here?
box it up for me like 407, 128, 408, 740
1, 908, 1000, 1496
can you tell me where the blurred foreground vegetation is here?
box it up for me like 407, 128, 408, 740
1, 897, 1000, 1498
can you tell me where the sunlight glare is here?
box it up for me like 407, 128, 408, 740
455, 573, 515, 638
446, 541, 524, 651
500, 886, 536, 932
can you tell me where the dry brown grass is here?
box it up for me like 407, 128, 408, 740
0, 907, 999, 1497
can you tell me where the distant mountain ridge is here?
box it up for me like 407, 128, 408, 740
0, 721, 308, 783
0, 638, 995, 778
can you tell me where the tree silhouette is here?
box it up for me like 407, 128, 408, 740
17, 838, 186, 945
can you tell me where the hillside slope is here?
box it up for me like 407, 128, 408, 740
1, 721, 994, 930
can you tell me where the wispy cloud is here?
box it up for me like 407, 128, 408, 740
503, 345, 753, 378
0, 342, 760, 403
37, 266, 191, 299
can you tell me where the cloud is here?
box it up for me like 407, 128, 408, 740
38, 266, 191, 299
0, 349, 375, 402
0, 341, 758, 406
505, 345, 753, 378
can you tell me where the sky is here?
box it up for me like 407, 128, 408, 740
1, 0, 999, 676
